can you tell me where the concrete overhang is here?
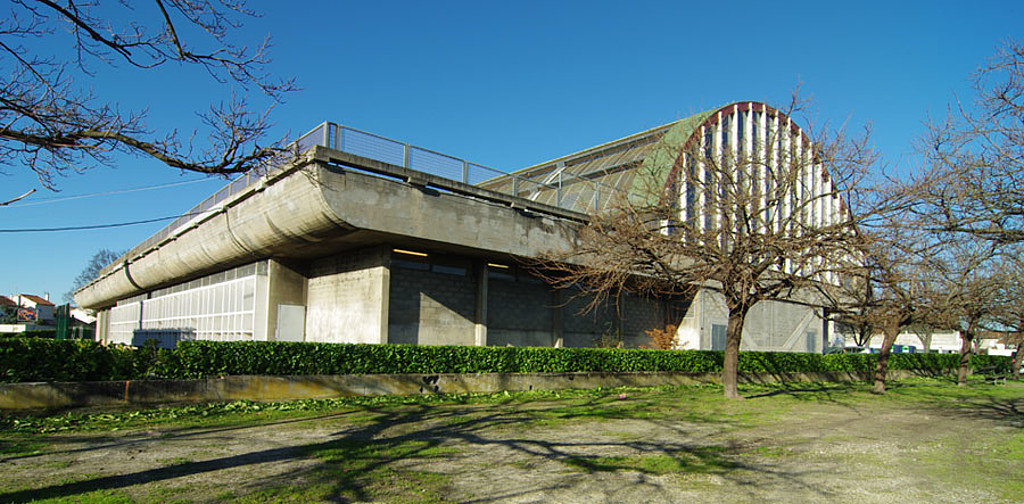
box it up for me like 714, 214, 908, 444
75, 147, 585, 310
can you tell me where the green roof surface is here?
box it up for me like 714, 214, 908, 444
480, 105, 728, 214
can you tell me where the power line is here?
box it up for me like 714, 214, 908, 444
4, 179, 219, 208
0, 215, 186, 233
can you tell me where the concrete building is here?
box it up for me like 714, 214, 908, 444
76, 102, 843, 352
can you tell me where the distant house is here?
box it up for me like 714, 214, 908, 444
70, 308, 96, 325
977, 331, 1020, 357
15, 294, 56, 324
0, 295, 16, 324
0, 294, 56, 334
848, 328, 1022, 355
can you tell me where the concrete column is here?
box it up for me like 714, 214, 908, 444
474, 261, 487, 346
265, 259, 308, 342
96, 309, 109, 344
713, 114, 723, 232
552, 289, 564, 348
379, 247, 391, 345
679, 153, 688, 223
254, 267, 270, 341
698, 126, 707, 234
744, 103, 753, 157
759, 107, 769, 231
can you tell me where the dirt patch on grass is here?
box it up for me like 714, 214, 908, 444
2, 380, 1022, 503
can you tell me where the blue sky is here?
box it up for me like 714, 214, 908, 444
1, 0, 1021, 303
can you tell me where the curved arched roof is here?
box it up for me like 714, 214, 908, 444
483, 101, 811, 214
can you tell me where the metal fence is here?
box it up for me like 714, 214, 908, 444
100, 121, 626, 278
313, 122, 625, 209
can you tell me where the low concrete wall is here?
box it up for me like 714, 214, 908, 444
0, 370, 933, 412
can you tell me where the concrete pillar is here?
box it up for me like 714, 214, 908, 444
96, 309, 109, 344
552, 289, 564, 348
265, 260, 308, 342
475, 261, 488, 346
305, 247, 389, 344
379, 248, 391, 345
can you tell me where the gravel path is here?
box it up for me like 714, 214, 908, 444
2, 385, 1022, 503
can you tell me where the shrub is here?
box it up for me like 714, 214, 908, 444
0, 339, 1013, 383
16, 330, 57, 339
0, 339, 170, 383
643, 324, 679, 350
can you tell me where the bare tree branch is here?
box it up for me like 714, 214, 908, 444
0, 188, 35, 206
913, 40, 1024, 243
0, 0, 297, 191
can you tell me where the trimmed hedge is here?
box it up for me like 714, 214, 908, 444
0, 339, 1013, 383
166, 341, 725, 378
0, 339, 150, 382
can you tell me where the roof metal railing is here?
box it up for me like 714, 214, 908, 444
98, 121, 636, 277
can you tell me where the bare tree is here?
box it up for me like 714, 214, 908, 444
828, 200, 935, 394
918, 236, 1002, 386
917, 41, 1024, 243
539, 96, 877, 399
63, 248, 124, 304
989, 252, 1024, 378
1, 0, 295, 190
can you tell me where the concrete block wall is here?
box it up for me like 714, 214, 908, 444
560, 293, 617, 348
619, 294, 666, 348
305, 248, 389, 344
486, 276, 554, 347
388, 263, 476, 346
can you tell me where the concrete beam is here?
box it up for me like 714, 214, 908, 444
76, 151, 582, 311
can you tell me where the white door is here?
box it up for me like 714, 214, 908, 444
276, 304, 306, 342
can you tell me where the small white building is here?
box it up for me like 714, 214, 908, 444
846, 328, 964, 353
0, 293, 56, 333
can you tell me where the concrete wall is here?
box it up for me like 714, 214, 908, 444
683, 288, 825, 353
388, 261, 477, 346
852, 330, 965, 353
0, 369, 940, 412
619, 293, 666, 348
486, 274, 554, 347
560, 293, 617, 348
266, 260, 308, 342
305, 248, 389, 344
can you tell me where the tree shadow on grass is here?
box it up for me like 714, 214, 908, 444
0, 410, 356, 464
913, 383, 1024, 428
0, 391, 840, 503
743, 381, 862, 405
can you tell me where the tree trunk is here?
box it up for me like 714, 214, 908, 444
958, 331, 974, 387
873, 322, 900, 394
920, 334, 932, 354
1012, 346, 1022, 380
855, 325, 871, 348
722, 306, 748, 399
